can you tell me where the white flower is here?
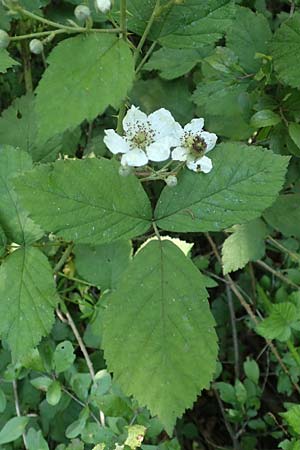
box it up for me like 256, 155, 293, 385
171, 118, 217, 173
104, 106, 181, 167
95, 0, 111, 13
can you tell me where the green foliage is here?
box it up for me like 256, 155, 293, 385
257, 303, 300, 341
35, 34, 134, 141
0, 247, 59, 359
281, 404, 300, 434
54, 340, 75, 373
0, 416, 29, 444
14, 158, 152, 244
0, 49, 19, 73
264, 194, 300, 239
155, 143, 289, 233
103, 240, 218, 434
222, 219, 267, 274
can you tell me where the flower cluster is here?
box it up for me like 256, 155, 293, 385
104, 106, 218, 174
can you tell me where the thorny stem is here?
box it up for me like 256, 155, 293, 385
12, 380, 28, 449
133, 0, 160, 65
205, 232, 300, 396
135, 40, 157, 73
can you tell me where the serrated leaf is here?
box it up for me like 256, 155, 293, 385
0, 94, 64, 162
35, 34, 134, 141
264, 194, 300, 239
0, 247, 59, 360
222, 219, 267, 274
272, 13, 300, 89
0, 49, 19, 73
281, 405, 300, 434
257, 303, 300, 342
103, 240, 218, 434
0, 146, 43, 245
226, 7, 272, 73
143, 47, 210, 80
0, 416, 29, 444
288, 122, 300, 149
14, 158, 151, 244
74, 240, 132, 290
155, 143, 289, 233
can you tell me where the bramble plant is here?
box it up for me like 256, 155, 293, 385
1, 0, 300, 449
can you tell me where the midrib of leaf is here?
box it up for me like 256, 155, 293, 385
0, 172, 25, 243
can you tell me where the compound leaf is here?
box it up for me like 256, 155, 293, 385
103, 240, 218, 434
0, 247, 59, 360
14, 158, 152, 244
35, 34, 134, 141
155, 143, 289, 233
257, 303, 300, 342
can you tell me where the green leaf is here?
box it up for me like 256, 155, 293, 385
0, 146, 43, 245
264, 194, 300, 239
272, 13, 300, 89
130, 78, 194, 125
226, 7, 272, 73
0, 94, 64, 162
124, 425, 146, 449
244, 358, 260, 384
14, 158, 152, 244
235, 380, 247, 405
289, 122, 300, 149
222, 219, 267, 274
26, 428, 49, 450
0, 49, 19, 73
0, 247, 59, 360
257, 303, 300, 342
46, 380, 62, 406
155, 143, 289, 233
281, 405, 300, 434
143, 47, 210, 80
0, 416, 29, 444
74, 241, 132, 291
250, 110, 281, 128
0, 386, 6, 413
103, 240, 218, 434
54, 340, 75, 373
215, 382, 236, 404
0, 225, 6, 257
35, 34, 134, 141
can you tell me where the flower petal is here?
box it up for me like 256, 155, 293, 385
146, 136, 173, 162
201, 131, 218, 152
186, 155, 213, 173
122, 105, 148, 138
184, 118, 205, 135
121, 148, 148, 167
148, 108, 182, 143
104, 129, 130, 154
171, 146, 188, 161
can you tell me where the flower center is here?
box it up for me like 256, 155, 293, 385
130, 122, 155, 150
184, 133, 207, 158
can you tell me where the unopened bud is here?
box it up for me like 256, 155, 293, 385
0, 30, 10, 49
29, 39, 44, 55
119, 164, 132, 177
95, 0, 112, 13
165, 175, 177, 187
74, 5, 91, 21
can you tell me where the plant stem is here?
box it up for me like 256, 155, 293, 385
226, 285, 240, 379
255, 259, 300, 290
18, 22, 33, 93
287, 339, 300, 366
120, 0, 127, 41
10, 29, 66, 41
213, 383, 240, 450
133, 0, 160, 66
116, 102, 127, 134
53, 243, 74, 273
12, 380, 28, 449
267, 235, 300, 262
135, 40, 157, 73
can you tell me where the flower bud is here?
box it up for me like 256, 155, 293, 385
119, 164, 132, 177
165, 175, 177, 187
0, 30, 10, 49
74, 4, 91, 21
95, 0, 111, 13
29, 39, 44, 55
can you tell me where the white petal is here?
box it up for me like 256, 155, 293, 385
148, 108, 183, 142
186, 155, 213, 173
122, 105, 148, 137
201, 131, 218, 152
121, 148, 148, 167
146, 137, 172, 162
104, 129, 130, 154
171, 146, 188, 161
184, 118, 205, 135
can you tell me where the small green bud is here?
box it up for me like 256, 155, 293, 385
29, 39, 44, 55
119, 164, 132, 177
165, 175, 177, 187
74, 4, 91, 21
0, 30, 10, 49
